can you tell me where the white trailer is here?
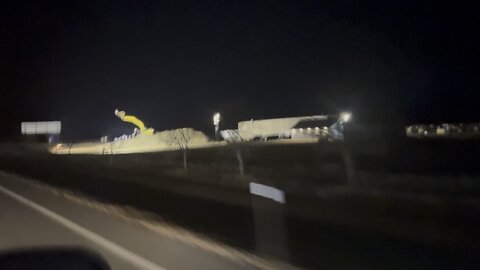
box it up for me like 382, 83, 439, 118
237, 115, 329, 141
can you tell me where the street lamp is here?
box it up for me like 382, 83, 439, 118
340, 112, 352, 123
213, 112, 221, 141
330, 112, 352, 141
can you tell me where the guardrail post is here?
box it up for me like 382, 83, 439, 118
250, 182, 289, 260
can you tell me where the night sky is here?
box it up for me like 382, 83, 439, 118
1, 1, 478, 141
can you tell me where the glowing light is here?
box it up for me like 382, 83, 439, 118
340, 112, 352, 123
213, 112, 221, 125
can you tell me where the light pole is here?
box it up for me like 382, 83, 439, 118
339, 112, 352, 124
213, 112, 221, 141
330, 112, 352, 141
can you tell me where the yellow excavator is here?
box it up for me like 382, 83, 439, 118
114, 109, 155, 135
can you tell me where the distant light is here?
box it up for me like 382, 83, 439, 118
213, 112, 221, 125
340, 112, 352, 123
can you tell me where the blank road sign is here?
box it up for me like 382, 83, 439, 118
21, 121, 61, 135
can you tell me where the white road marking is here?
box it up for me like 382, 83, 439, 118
0, 184, 167, 270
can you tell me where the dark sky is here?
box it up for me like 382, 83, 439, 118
1, 1, 478, 140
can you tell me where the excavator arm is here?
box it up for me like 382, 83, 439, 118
115, 109, 154, 135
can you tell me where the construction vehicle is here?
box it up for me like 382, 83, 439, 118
114, 109, 155, 135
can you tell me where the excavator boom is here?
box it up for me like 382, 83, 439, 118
114, 109, 154, 135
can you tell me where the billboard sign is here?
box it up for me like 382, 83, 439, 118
21, 121, 61, 135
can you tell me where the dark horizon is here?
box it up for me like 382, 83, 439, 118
1, 1, 478, 141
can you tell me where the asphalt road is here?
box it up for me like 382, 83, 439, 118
0, 172, 267, 270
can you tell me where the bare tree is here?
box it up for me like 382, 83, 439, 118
221, 130, 245, 175
167, 128, 193, 171
234, 143, 245, 175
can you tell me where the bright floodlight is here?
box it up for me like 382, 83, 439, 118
340, 112, 351, 123
213, 112, 221, 125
